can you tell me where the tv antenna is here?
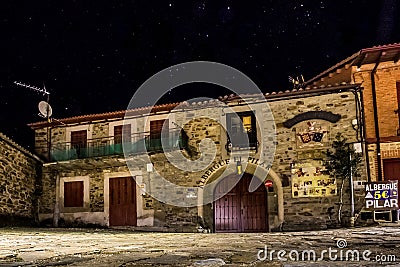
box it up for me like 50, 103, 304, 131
14, 81, 50, 96
288, 75, 305, 90
14, 81, 54, 122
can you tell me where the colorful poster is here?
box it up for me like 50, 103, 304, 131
291, 161, 337, 198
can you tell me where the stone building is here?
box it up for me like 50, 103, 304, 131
0, 132, 42, 226
29, 83, 366, 232
305, 43, 400, 186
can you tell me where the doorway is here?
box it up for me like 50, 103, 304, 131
109, 177, 137, 226
214, 173, 268, 232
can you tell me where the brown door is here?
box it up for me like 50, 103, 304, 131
71, 130, 87, 148
114, 125, 131, 144
383, 159, 400, 201
149, 120, 169, 149
71, 130, 87, 158
214, 174, 268, 232
109, 177, 137, 226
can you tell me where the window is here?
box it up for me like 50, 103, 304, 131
150, 119, 169, 139
71, 130, 87, 149
397, 81, 400, 107
149, 119, 169, 150
70, 130, 87, 158
114, 124, 131, 144
397, 82, 400, 135
64, 181, 84, 207
227, 112, 257, 148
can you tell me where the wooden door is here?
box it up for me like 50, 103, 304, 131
71, 130, 87, 148
384, 159, 400, 201
71, 130, 87, 158
214, 174, 268, 232
149, 119, 169, 150
109, 177, 137, 226
114, 125, 131, 144
214, 175, 241, 232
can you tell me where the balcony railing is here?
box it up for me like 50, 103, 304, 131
50, 130, 189, 162
226, 131, 258, 153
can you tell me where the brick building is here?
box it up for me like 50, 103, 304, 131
29, 84, 365, 232
305, 43, 400, 186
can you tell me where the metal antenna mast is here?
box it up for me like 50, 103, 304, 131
14, 81, 50, 96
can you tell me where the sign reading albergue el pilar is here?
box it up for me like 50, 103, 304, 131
365, 181, 399, 210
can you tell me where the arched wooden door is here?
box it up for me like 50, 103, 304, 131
214, 173, 268, 232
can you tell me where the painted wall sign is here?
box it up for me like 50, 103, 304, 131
283, 111, 341, 128
296, 121, 329, 149
291, 161, 336, 198
199, 157, 272, 185
365, 181, 398, 210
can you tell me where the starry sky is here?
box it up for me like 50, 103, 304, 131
1, 0, 399, 148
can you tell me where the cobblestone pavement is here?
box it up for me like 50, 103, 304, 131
0, 225, 399, 266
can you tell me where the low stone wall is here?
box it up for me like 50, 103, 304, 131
0, 133, 42, 226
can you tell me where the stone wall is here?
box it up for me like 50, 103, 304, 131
268, 91, 366, 230
0, 133, 41, 226
36, 88, 366, 231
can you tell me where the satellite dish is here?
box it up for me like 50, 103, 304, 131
38, 101, 53, 118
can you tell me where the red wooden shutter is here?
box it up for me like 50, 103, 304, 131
71, 130, 87, 148
150, 120, 168, 139
114, 125, 131, 144
64, 181, 84, 207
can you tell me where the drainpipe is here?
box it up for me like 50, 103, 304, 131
359, 89, 372, 182
371, 52, 383, 181
349, 150, 355, 226
53, 171, 60, 227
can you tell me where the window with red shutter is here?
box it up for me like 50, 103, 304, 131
114, 124, 131, 144
71, 130, 87, 149
64, 181, 84, 207
149, 120, 169, 150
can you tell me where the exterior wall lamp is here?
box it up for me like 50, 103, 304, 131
235, 156, 242, 175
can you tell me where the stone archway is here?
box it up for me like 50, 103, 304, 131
214, 173, 268, 232
198, 163, 284, 231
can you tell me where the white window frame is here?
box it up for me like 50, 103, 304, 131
60, 176, 90, 211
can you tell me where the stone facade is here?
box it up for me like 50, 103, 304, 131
0, 133, 42, 226
30, 85, 366, 232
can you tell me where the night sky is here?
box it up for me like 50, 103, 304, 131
1, 0, 399, 149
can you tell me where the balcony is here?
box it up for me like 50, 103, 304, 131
50, 130, 189, 162
226, 131, 258, 153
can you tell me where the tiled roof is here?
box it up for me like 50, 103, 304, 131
305, 42, 400, 85
28, 102, 181, 129
28, 83, 359, 129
